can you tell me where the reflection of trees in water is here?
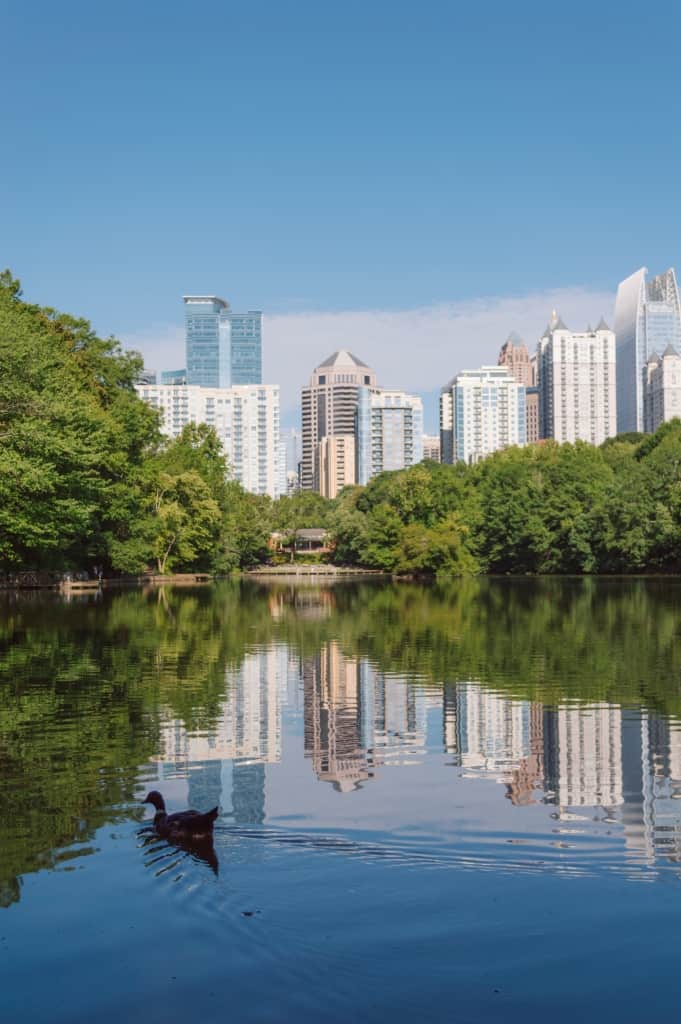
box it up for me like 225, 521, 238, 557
3, 576, 681, 901
0, 582, 271, 903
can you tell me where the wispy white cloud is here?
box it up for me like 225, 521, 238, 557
123, 287, 615, 418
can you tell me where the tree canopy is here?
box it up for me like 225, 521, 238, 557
329, 429, 681, 575
0, 272, 270, 575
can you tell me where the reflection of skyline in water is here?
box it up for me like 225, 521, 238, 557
148, 640, 681, 872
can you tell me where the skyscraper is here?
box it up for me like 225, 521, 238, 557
439, 366, 526, 465
498, 332, 533, 386
300, 350, 376, 491
614, 267, 681, 434
498, 334, 539, 443
184, 295, 231, 388
184, 297, 263, 388
229, 311, 262, 385
356, 386, 424, 485
537, 312, 616, 445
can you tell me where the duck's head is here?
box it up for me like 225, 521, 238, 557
142, 790, 165, 811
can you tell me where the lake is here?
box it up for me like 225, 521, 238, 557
2, 577, 681, 1022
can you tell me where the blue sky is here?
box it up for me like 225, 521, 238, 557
2, 1, 680, 423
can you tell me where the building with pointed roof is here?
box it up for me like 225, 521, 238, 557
300, 351, 377, 493
317, 350, 370, 369
498, 332, 539, 443
614, 267, 681, 433
537, 315, 616, 445
498, 333, 533, 387
643, 344, 681, 433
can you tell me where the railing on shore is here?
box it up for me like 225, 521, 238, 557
247, 564, 384, 576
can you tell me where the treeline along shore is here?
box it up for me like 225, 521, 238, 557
2, 270, 681, 578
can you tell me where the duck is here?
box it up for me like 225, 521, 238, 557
141, 790, 219, 838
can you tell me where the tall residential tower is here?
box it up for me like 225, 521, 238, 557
135, 382, 281, 497
537, 312, 616, 445
356, 387, 424, 485
440, 366, 526, 465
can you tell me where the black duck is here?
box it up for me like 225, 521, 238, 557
142, 790, 219, 838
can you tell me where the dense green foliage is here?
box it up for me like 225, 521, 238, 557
0, 273, 271, 575
330, 427, 681, 574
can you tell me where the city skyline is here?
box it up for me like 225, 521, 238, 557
137, 279, 643, 434
136, 266, 679, 491
129, 285, 621, 429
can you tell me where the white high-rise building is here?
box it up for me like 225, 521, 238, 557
135, 383, 281, 497
643, 345, 681, 434
439, 366, 526, 465
356, 387, 424, 485
537, 313, 616, 445
614, 267, 681, 434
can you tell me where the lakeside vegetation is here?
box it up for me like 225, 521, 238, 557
329, 423, 681, 574
3, 271, 681, 577
0, 271, 274, 575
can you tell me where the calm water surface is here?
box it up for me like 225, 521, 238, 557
2, 578, 681, 1022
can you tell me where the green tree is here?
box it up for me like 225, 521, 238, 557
0, 271, 159, 572
149, 471, 222, 573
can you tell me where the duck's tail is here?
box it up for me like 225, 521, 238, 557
206, 806, 219, 825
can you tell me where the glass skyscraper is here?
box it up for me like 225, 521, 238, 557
229, 311, 262, 385
160, 368, 187, 385
614, 267, 681, 434
184, 295, 231, 388
183, 297, 262, 388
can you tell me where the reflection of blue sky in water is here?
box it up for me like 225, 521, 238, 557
145, 641, 681, 882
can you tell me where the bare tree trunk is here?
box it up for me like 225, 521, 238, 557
157, 535, 176, 574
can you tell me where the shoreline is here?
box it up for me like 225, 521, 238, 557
4, 568, 681, 592
0, 572, 214, 592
